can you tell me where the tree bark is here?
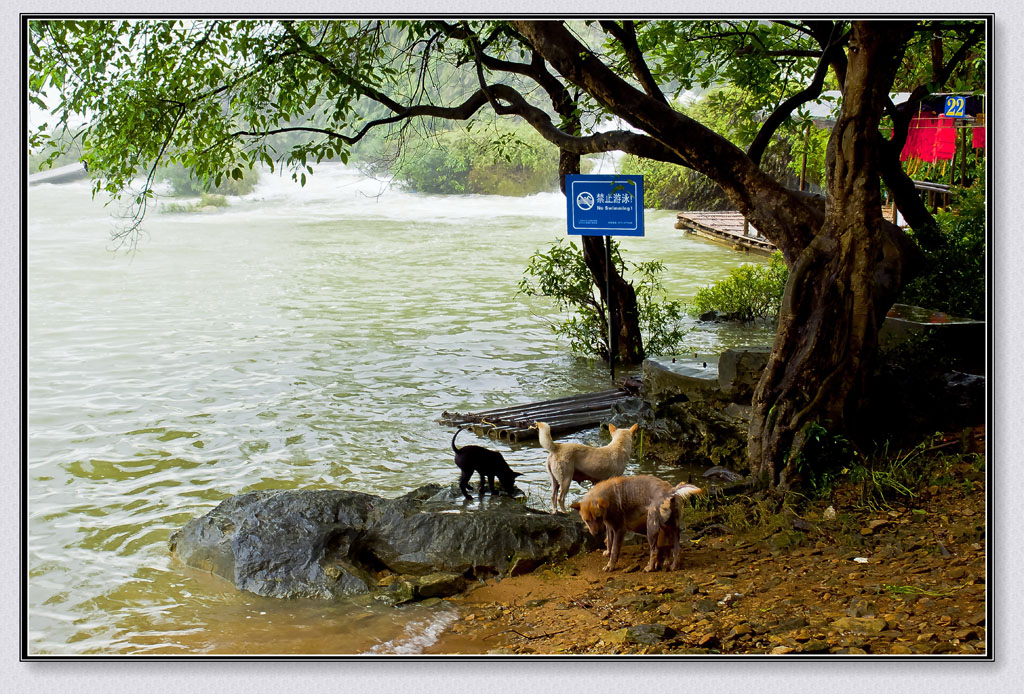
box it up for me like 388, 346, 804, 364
747, 21, 916, 488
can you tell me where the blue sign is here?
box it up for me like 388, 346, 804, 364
944, 95, 967, 118
566, 174, 644, 236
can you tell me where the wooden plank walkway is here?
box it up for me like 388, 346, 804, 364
439, 388, 635, 442
675, 211, 777, 255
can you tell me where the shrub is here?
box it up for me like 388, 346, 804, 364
690, 252, 789, 322
362, 121, 560, 196
161, 192, 228, 213
517, 238, 687, 358
898, 182, 986, 320
160, 163, 260, 197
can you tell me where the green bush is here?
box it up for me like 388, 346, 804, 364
367, 121, 560, 196
517, 238, 687, 358
690, 252, 789, 322
899, 182, 986, 320
160, 163, 260, 197
161, 192, 228, 213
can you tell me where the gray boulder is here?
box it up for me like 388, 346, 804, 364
169, 484, 596, 602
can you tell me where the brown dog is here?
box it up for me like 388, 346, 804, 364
570, 475, 703, 572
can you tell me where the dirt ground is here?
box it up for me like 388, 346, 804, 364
425, 443, 987, 656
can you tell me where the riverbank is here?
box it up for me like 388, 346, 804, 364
426, 435, 986, 655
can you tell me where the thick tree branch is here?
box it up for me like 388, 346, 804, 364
805, 21, 849, 92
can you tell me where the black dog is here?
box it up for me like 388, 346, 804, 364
452, 428, 522, 499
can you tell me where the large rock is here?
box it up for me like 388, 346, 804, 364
636, 357, 750, 470
169, 484, 595, 602
717, 346, 772, 402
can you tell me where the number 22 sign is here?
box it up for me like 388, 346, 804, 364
944, 95, 967, 118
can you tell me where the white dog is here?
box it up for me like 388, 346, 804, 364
536, 421, 639, 513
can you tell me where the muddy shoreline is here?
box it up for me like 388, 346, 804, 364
424, 456, 986, 656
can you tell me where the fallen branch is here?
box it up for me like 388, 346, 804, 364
486, 627, 572, 641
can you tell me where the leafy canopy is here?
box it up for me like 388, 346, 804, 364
30, 20, 396, 228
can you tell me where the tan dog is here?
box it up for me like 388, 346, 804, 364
537, 421, 638, 513
570, 475, 703, 572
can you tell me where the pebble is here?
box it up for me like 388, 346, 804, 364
965, 611, 986, 626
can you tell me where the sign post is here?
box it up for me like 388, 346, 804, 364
566, 174, 644, 380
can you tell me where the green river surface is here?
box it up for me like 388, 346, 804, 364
27, 164, 775, 655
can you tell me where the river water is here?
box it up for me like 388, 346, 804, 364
27, 164, 774, 655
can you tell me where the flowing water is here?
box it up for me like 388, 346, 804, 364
27, 164, 774, 655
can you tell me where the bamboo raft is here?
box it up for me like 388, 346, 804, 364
439, 387, 635, 442
675, 211, 777, 255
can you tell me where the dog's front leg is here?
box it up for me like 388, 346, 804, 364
603, 523, 623, 571
547, 458, 560, 512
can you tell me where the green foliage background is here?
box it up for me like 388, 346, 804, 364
353, 121, 560, 196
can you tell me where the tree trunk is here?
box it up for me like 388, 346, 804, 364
558, 149, 645, 366
747, 22, 915, 489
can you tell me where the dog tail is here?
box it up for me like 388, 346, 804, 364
536, 421, 557, 453
673, 482, 704, 501
452, 427, 465, 453
656, 494, 678, 524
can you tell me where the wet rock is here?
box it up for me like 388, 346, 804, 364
846, 599, 879, 618
415, 572, 467, 599
727, 623, 753, 639
954, 627, 980, 641
773, 616, 809, 633
835, 646, 869, 655
694, 598, 718, 613
797, 639, 831, 654
702, 465, 744, 484
381, 579, 417, 605
830, 617, 888, 633
623, 623, 675, 645
639, 358, 750, 468
602, 628, 629, 645
717, 346, 771, 402
669, 603, 694, 620
169, 484, 594, 601
697, 633, 721, 649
